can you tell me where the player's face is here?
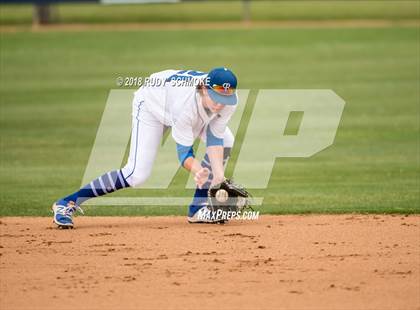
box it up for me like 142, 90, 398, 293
202, 88, 225, 113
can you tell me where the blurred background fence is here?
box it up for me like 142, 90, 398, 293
0, 0, 419, 26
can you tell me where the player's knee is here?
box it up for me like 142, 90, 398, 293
223, 129, 234, 148
121, 163, 152, 188
127, 170, 151, 187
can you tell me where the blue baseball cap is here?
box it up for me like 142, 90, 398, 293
205, 67, 238, 105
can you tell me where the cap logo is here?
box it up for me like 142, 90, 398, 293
223, 83, 231, 91
210, 82, 235, 96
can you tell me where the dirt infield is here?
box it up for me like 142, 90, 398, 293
0, 215, 419, 310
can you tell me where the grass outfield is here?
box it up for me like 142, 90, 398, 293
0, 1, 419, 25
0, 26, 419, 216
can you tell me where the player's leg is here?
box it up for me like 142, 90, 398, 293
53, 98, 163, 227
188, 127, 234, 218
53, 97, 143, 207
120, 104, 165, 188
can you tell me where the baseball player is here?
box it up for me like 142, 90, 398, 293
52, 67, 238, 228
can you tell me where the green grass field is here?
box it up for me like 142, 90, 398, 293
0, 20, 419, 216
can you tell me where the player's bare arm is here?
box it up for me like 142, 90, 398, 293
206, 145, 224, 185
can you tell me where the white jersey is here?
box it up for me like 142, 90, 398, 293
134, 69, 236, 146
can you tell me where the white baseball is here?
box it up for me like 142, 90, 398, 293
215, 189, 229, 203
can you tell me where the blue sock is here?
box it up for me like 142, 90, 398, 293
58, 170, 130, 206
188, 188, 210, 216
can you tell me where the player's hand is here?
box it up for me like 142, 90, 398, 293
194, 167, 210, 189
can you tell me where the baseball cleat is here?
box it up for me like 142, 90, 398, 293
187, 205, 225, 224
52, 200, 84, 228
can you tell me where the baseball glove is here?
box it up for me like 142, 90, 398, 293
207, 179, 252, 218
